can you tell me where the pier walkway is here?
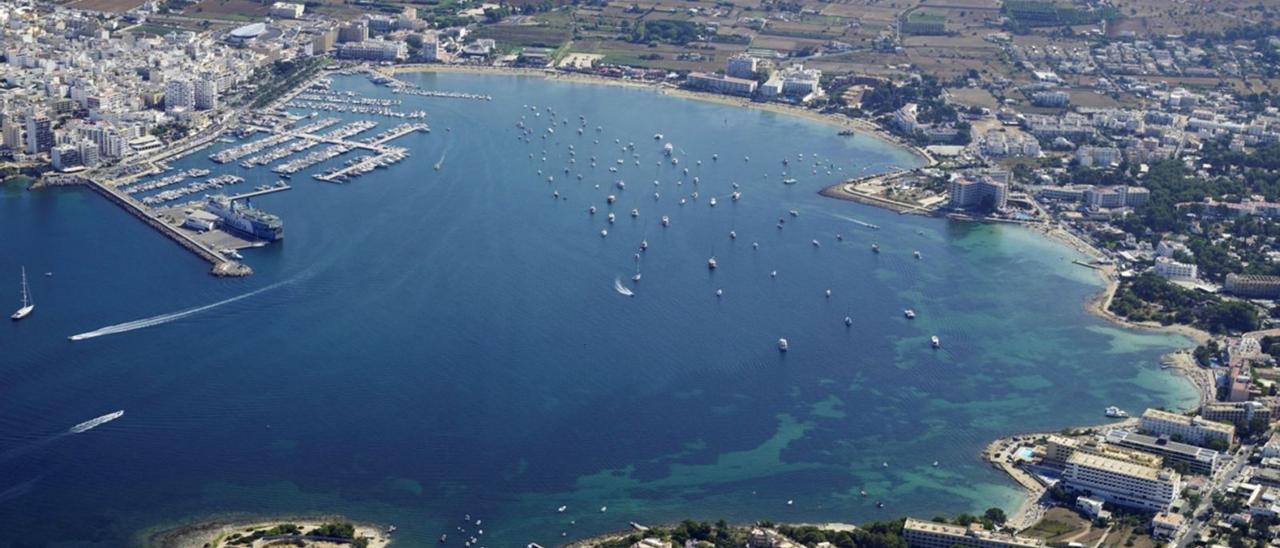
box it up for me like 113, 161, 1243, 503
83, 177, 251, 277
228, 185, 292, 201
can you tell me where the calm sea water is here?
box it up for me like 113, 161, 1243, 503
0, 73, 1196, 546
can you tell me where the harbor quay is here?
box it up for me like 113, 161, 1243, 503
82, 176, 253, 277
71, 74, 430, 277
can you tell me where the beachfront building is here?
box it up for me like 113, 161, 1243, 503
1225, 274, 1280, 299
947, 174, 1008, 211
1153, 256, 1197, 281
1060, 453, 1182, 512
759, 66, 823, 102
336, 40, 407, 62
1085, 186, 1149, 209
1201, 401, 1270, 429
24, 112, 53, 155
726, 54, 759, 79
901, 518, 1044, 548
1140, 408, 1235, 448
1104, 429, 1222, 475
1043, 434, 1164, 469
686, 72, 758, 97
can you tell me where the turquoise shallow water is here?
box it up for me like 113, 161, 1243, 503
0, 73, 1196, 546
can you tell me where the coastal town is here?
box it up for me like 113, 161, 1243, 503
13, 0, 1280, 546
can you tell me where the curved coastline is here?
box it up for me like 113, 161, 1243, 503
387, 64, 935, 166
132, 65, 1207, 543
140, 514, 392, 548
388, 63, 1204, 534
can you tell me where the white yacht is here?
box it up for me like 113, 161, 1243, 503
661, 216, 670, 227
904, 309, 916, 319
930, 336, 941, 348
11, 267, 33, 320
709, 197, 717, 207
640, 240, 649, 251
1105, 406, 1128, 418
778, 338, 788, 352
707, 257, 717, 270
914, 251, 922, 259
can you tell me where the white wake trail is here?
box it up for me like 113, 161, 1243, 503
69, 278, 295, 341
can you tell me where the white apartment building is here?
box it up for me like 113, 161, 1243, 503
164, 78, 194, 111
1140, 408, 1235, 448
336, 40, 407, 61
193, 79, 218, 111
726, 54, 759, 79
686, 72, 757, 96
1061, 452, 1181, 512
269, 1, 305, 18
1154, 256, 1197, 280
901, 518, 1044, 548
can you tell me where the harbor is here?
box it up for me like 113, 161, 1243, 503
79, 76, 433, 275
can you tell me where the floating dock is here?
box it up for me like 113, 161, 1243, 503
228, 184, 292, 201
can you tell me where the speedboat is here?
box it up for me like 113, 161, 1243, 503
709, 197, 717, 207
778, 338, 788, 352
904, 309, 916, 319
640, 240, 648, 251
931, 336, 941, 349
871, 243, 880, 253
661, 216, 670, 227
914, 251, 922, 259
707, 257, 717, 270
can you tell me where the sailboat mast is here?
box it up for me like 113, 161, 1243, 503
19, 267, 28, 306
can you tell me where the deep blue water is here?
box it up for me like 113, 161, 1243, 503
0, 73, 1196, 546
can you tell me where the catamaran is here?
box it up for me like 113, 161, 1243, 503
11, 267, 33, 320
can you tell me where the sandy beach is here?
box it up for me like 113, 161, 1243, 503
387, 64, 932, 163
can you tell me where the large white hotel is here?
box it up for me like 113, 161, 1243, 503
1139, 408, 1235, 448
1061, 452, 1182, 512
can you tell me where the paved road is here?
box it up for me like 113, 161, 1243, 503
1175, 444, 1252, 548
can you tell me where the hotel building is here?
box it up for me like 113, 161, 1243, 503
1139, 408, 1235, 448
1061, 453, 1181, 512
902, 518, 1044, 548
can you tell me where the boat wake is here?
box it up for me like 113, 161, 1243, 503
434, 146, 448, 171
69, 410, 124, 434
824, 212, 881, 230
613, 277, 634, 297
69, 278, 295, 341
